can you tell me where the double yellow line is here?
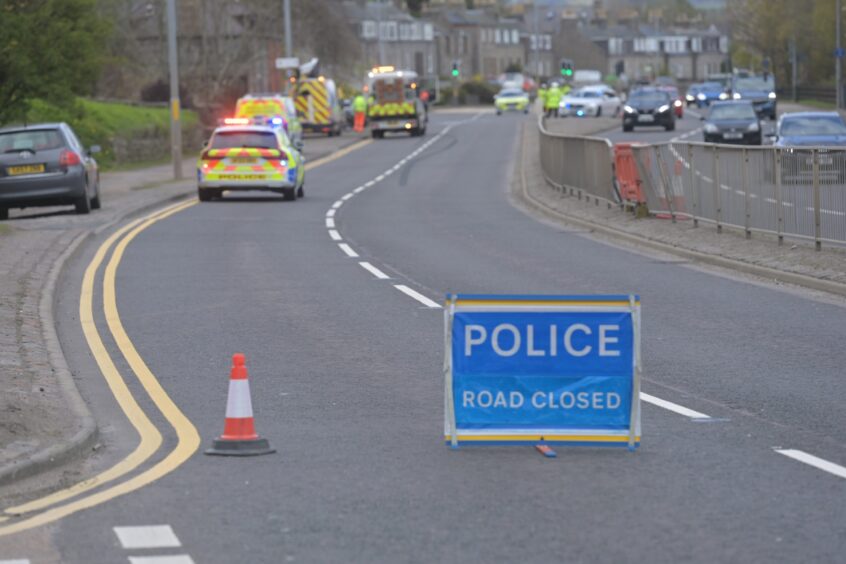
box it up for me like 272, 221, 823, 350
0, 133, 375, 537
0, 200, 199, 536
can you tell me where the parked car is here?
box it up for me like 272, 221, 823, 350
773, 112, 846, 183
558, 85, 622, 117
622, 89, 675, 132
657, 86, 684, 118
0, 123, 101, 220
702, 101, 762, 145
731, 75, 777, 120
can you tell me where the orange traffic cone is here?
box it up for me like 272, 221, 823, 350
205, 353, 275, 456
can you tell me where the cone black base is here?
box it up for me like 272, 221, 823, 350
204, 437, 276, 457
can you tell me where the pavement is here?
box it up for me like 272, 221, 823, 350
2, 110, 845, 562
0, 131, 367, 504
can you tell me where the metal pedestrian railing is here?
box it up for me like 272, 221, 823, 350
631, 143, 846, 249
537, 116, 619, 207
536, 117, 846, 249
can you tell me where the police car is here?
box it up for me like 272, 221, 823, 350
228, 94, 303, 148
197, 125, 305, 201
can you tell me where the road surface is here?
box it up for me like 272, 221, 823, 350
2, 110, 845, 563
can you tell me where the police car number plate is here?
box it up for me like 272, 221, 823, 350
229, 157, 257, 164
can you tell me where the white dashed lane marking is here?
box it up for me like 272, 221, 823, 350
640, 393, 710, 420
775, 449, 846, 480
128, 556, 195, 564
114, 525, 181, 549
0, 559, 31, 564
338, 243, 359, 258
328, 229, 342, 241
359, 261, 390, 279
394, 284, 442, 309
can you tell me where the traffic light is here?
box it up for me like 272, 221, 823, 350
560, 59, 573, 77
451, 61, 460, 78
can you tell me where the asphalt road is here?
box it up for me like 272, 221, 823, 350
4, 110, 846, 563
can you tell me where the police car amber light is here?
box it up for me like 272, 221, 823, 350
224, 117, 250, 125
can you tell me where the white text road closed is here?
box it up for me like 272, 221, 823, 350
445, 295, 642, 447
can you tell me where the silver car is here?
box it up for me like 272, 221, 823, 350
0, 122, 101, 220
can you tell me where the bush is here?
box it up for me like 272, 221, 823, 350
24, 98, 198, 169
460, 80, 498, 105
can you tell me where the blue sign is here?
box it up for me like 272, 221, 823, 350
836, 48, 846, 59
444, 295, 641, 449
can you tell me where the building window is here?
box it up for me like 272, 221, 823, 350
719, 36, 729, 53
362, 21, 376, 40
663, 37, 686, 54
495, 28, 502, 44
511, 29, 519, 44
544, 35, 551, 50
399, 24, 411, 41
691, 37, 702, 53
609, 37, 623, 55
424, 23, 433, 41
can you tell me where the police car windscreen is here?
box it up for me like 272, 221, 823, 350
211, 131, 278, 149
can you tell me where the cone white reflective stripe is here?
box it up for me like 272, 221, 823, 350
225, 379, 254, 418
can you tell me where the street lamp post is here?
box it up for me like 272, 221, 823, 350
166, 0, 182, 180
284, 0, 292, 58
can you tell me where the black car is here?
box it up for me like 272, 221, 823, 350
622, 89, 675, 132
702, 101, 762, 145
730, 75, 777, 120
0, 123, 101, 220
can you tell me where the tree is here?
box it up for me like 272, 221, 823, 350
405, 0, 428, 17
0, 0, 109, 124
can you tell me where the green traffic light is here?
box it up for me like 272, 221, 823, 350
452, 69, 459, 77
565, 69, 573, 76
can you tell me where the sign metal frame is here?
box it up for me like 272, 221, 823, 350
444, 294, 641, 450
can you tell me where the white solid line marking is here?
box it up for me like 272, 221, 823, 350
332, 200, 343, 209
338, 243, 359, 258
775, 449, 846, 480
114, 525, 181, 549
641, 393, 710, 419
0, 560, 31, 564
341, 193, 354, 201
325, 218, 335, 228
328, 229, 342, 241
353, 186, 365, 194
359, 261, 390, 279
326, 208, 336, 218
394, 284, 442, 308
128, 556, 195, 564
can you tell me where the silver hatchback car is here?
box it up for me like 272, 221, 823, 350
0, 123, 101, 220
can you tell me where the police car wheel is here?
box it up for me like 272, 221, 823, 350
297, 185, 304, 198
282, 188, 296, 201
198, 189, 212, 202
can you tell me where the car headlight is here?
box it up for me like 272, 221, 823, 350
686, 94, 694, 102
657, 104, 670, 113
704, 123, 718, 133
674, 100, 682, 107
623, 105, 635, 113
747, 122, 760, 132
768, 92, 777, 100
719, 92, 729, 100
733, 92, 742, 100
697, 93, 706, 100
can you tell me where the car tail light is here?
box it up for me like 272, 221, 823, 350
59, 150, 81, 169
278, 151, 288, 166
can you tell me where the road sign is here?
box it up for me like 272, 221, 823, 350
444, 294, 641, 449
275, 57, 300, 70
835, 48, 846, 59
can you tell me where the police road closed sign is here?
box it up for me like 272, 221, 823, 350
444, 295, 641, 449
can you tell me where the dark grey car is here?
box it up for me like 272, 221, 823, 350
702, 101, 762, 145
0, 123, 101, 220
